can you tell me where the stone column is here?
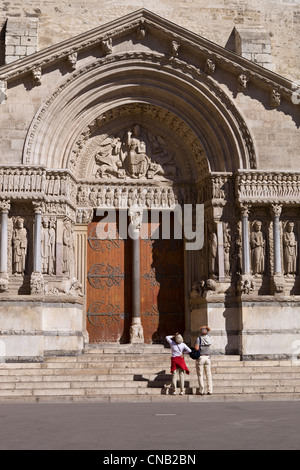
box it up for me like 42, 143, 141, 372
238, 203, 254, 296
0, 199, 10, 292
217, 221, 225, 280
30, 202, 44, 295
128, 207, 144, 344
271, 204, 284, 294
241, 204, 251, 275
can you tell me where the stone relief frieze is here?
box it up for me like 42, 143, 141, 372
237, 172, 300, 203
94, 125, 178, 181
76, 184, 180, 210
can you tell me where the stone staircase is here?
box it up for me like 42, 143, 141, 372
0, 344, 300, 403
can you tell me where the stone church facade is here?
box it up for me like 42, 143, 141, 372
0, 3, 299, 360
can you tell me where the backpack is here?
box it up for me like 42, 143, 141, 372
189, 337, 201, 360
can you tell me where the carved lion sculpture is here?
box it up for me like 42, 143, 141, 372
0, 278, 9, 293
45, 277, 83, 297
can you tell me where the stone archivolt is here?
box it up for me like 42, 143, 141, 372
22, 51, 257, 173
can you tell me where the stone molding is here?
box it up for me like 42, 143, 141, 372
22, 51, 257, 172
0, 9, 297, 106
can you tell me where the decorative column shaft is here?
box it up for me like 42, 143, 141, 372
33, 210, 42, 273
217, 221, 225, 280
241, 204, 251, 275
31, 202, 44, 295
129, 207, 144, 344
271, 204, 282, 275
0, 203, 10, 274
0, 199, 10, 293
270, 204, 284, 294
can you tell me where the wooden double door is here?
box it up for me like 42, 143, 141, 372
86, 214, 185, 344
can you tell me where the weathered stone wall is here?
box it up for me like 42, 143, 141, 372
0, 0, 299, 81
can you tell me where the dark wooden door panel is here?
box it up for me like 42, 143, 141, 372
86, 220, 131, 343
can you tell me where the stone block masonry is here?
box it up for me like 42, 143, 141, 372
5, 17, 38, 64
0, 0, 299, 81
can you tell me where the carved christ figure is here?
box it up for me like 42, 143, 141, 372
12, 217, 28, 275
126, 125, 149, 178
283, 222, 297, 275
250, 221, 265, 275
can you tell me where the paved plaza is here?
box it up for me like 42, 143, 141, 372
0, 401, 299, 451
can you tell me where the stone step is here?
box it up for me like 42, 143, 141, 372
0, 371, 300, 388
2, 378, 300, 391
0, 358, 297, 369
1, 393, 300, 404
0, 384, 299, 398
0, 365, 299, 378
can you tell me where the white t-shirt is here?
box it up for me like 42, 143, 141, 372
166, 336, 192, 358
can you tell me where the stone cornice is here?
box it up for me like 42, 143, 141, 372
0, 9, 298, 105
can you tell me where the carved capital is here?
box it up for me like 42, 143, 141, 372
0, 199, 10, 213
240, 203, 251, 218
32, 200, 45, 214
270, 203, 282, 218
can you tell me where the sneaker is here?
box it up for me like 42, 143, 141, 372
207, 392, 213, 395
180, 391, 184, 396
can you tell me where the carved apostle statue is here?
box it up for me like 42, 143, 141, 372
48, 219, 56, 276
283, 222, 298, 276
62, 220, 74, 276
250, 221, 265, 275
12, 217, 28, 275
208, 222, 218, 278
41, 218, 50, 274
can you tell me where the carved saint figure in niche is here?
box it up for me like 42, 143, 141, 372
208, 222, 218, 278
63, 220, 74, 276
41, 218, 50, 274
12, 217, 28, 275
223, 224, 231, 278
283, 222, 298, 276
250, 221, 265, 275
48, 219, 56, 276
